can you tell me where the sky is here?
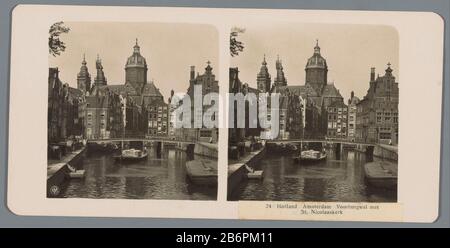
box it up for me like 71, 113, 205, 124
49, 22, 219, 100
230, 23, 399, 101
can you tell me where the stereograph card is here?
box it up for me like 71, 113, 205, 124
7, 5, 444, 222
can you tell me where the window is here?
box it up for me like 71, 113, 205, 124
377, 117, 382, 123
380, 132, 391, 140
200, 130, 211, 137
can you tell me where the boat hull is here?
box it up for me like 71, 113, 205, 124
185, 160, 217, 186
69, 170, 85, 179
247, 170, 264, 180
293, 153, 327, 164
365, 177, 397, 189
363, 161, 397, 190
186, 175, 218, 185
113, 152, 148, 163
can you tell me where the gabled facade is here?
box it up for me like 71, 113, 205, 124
356, 64, 399, 144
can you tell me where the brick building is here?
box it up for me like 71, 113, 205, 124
146, 97, 168, 136
48, 68, 83, 143
268, 41, 344, 139
85, 39, 168, 138
326, 100, 348, 139
84, 90, 122, 139
182, 62, 219, 142
347, 91, 360, 141
356, 64, 399, 144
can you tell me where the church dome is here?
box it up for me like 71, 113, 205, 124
306, 40, 327, 69
125, 39, 147, 69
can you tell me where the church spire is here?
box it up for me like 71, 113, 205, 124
77, 54, 91, 93
134, 38, 140, 54
385, 62, 393, 76
274, 55, 287, 87
205, 60, 213, 74
314, 39, 320, 54
94, 54, 107, 86
257, 54, 271, 92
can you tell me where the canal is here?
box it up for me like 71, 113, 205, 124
229, 148, 397, 202
60, 147, 217, 200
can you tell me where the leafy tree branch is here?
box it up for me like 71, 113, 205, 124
49, 22, 70, 57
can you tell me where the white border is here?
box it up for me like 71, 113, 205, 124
7, 5, 444, 222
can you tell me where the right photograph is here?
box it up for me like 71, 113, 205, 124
228, 24, 399, 202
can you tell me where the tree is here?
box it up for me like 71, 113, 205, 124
49, 22, 70, 57
230, 27, 245, 57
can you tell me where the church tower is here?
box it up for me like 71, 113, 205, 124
93, 54, 107, 87
305, 40, 328, 94
256, 55, 271, 93
125, 38, 148, 91
77, 54, 91, 93
273, 55, 287, 87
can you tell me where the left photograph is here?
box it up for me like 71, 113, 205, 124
47, 22, 219, 200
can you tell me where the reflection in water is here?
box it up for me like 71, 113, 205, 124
61, 148, 217, 200
230, 149, 397, 202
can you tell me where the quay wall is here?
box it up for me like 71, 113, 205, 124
47, 147, 85, 197
227, 164, 248, 199
227, 147, 266, 199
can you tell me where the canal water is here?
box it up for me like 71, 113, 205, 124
229, 148, 397, 202
60, 147, 217, 200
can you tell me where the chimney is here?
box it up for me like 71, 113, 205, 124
190, 66, 195, 80
351, 91, 354, 99
370, 67, 375, 82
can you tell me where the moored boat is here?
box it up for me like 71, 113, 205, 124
293, 149, 327, 164
286, 143, 298, 152
69, 170, 85, 179
247, 170, 264, 180
364, 161, 397, 189
67, 164, 86, 179
113, 148, 148, 162
185, 159, 217, 185
244, 164, 264, 180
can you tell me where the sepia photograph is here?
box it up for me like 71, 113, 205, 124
228, 24, 399, 202
7, 5, 443, 222
47, 22, 219, 200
